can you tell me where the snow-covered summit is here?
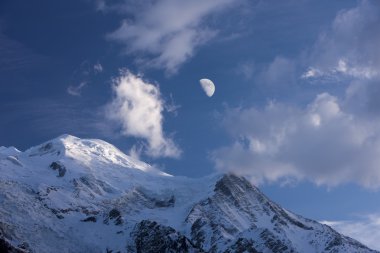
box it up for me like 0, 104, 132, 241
25, 134, 168, 175
0, 135, 377, 253
0, 146, 20, 156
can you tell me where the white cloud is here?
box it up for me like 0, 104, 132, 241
302, 0, 380, 81
93, 63, 103, 73
105, 70, 181, 158
211, 1, 380, 187
322, 214, 380, 251
67, 81, 87, 96
164, 94, 181, 116
106, 0, 240, 74
301, 67, 321, 79
211, 87, 380, 188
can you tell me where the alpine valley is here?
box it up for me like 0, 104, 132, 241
0, 135, 377, 253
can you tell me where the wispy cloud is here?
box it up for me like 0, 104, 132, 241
104, 0, 243, 74
164, 94, 181, 117
236, 61, 255, 80
302, 0, 380, 82
105, 70, 181, 158
322, 214, 380, 251
93, 62, 103, 73
258, 56, 296, 89
66, 61, 103, 96
67, 81, 88, 96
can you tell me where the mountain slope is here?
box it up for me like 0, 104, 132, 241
0, 135, 377, 253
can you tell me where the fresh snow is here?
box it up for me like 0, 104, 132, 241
0, 135, 377, 253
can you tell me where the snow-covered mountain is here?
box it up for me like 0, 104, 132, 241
0, 135, 377, 253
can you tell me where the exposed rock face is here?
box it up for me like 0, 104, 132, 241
49, 161, 66, 177
128, 220, 202, 253
224, 238, 259, 253
104, 208, 123, 225
0, 135, 377, 253
81, 216, 97, 222
0, 238, 28, 253
186, 175, 305, 252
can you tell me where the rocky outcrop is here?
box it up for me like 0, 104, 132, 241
129, 220, 202, 253
223, 238, 259, 253
104, 208, 123, 226
185, 174, 372, 253
49, 161, 66, 177
0, 238, 28, 253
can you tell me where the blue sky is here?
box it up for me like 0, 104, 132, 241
1, 0, 380, 249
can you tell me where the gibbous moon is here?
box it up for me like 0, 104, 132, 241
199, 78, 215, 97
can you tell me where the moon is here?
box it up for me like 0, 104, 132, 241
199, 78, 215, 97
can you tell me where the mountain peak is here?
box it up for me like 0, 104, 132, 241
0, 146, 21, 156
24, 134, 75, 157
0, 136, 377, 253
23, 135, 169, 176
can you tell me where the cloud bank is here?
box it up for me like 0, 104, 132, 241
211, 89, 380, 188
105, 70, 181, 158
106, 0, 241, 74
212, 0, 380, 188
